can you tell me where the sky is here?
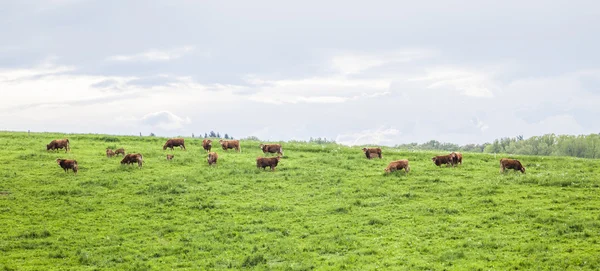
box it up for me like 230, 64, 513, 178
1, 0, 599, 146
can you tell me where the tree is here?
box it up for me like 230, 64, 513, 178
204, 133, 208, 138
224, 134, 230, 139
216, 133, 221, 138
209, 131, 216, 137
149, 132, 156, 137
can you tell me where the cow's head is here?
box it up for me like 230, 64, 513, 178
521, 166, 526, 174
384, 167, 391, 174
259, 144, 264, 149
55, 158, 62, 165
362, 148, 368, 153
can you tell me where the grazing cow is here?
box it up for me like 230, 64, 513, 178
202, 139, 212, 152
260, 143, 284, 156
219, 140, 241, 152
450, 152, 463, 165
166, 154, 174, 161
207, 152, 218, 166
500, 158, 526, 174
56, 159, 78, 175
114, 148, 125, 156
163, 138, 186, 151
46, 139, 70, 153
106, 149, 115, 158
256, 156, 281, 171
385, 159, 410, 174
121, 153, 144, 168
362, 148, 382, 159
432, 155, 454, 167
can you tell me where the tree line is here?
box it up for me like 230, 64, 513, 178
394, 133, 600, 159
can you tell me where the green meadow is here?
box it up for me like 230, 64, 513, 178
1, 131, 599, 270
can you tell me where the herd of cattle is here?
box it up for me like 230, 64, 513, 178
46, 138, 526, 175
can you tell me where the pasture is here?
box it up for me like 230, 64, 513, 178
1, 131, 599, 270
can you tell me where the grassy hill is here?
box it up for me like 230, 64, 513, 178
1, 131, 599, 270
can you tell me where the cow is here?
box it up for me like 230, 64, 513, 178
219, 140, 241, 152
163, 138, 186, 151
46, 139, 70, 153
202, 139, 212, 152
114, 148, 125, 156
260, 143, 283, 156
106, 149, 115, 158
207, 152, 218, 166
450, 152, 463, 165
166, 154, 174, 161
121, 153, 144, 168
385, 159, 410, 174
56, 159, 78, 175
256, 156, 281, 171
500, 158, 526, 174
432, 155, 454, 167
362, 147, 382, 159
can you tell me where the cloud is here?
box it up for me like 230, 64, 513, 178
330, 49, 438, 75
107, 46, 196, 62
336, 127, 400, 146
140, 111, 191, 131
408, 68, 497, 98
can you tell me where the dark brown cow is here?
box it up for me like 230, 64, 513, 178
432, 155, 454, 167
47, 139, 70, 153
220, 140, 240, 152
385, 159, 410, 174
121, 153, 144, 168
260, 143, 283, 156
106, 149, 115, 158
256, 156, 281, 171
115, 148, 125, 156
450, 152, 463, 165
362, 147, 382, 159
166, 154, 174, 161
202, 139, 212, 152
207, 152, 218, 166
56, 159, 78, 175
500, 158, 526, 174
163, 138, 186, 151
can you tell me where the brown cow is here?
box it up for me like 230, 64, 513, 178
202, 139, 212, 152
47, 139, 70, 153
56, 159, 78, 175
207, 152, 218, 166
166, 154, 174, 161
220, 140, 241, 152
432, 155, 454, 167
385, 159, 410, 174
362, 147, 382, 159
106, 149, 115, 158
500, 158, 526, 174
450, 152, 463, 165
260, 143, 283, 156
163, 138, 186, 151
115, 148, 125, 156
256, 156, 281, 171
121, 153, 144, 168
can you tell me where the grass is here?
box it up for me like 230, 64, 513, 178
0, 131, 599, 270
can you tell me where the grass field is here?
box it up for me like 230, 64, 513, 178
1, 131, 600, 270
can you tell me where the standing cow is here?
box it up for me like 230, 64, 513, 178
219, 140, 241, 152
115, 148, 125, 156
163, 138, 186, 151
256, 156, 281, 171
260, 143, 283, 156
207, 152, 218, 166
47, 139, 70, 153
106, 149, 115, 158
432, 155, 454, 167
362, 148, 382, 159
450, 152, 463, 165
202, 139, 212, 152
500, 158, 526, 174
385, 159, 410, 174
56, 159, 78, 175
121, 153, 144, 168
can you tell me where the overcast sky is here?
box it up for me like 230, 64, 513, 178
1, 0, 599, 146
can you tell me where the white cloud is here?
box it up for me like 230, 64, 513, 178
330, 49, 438, 75
107, 46, 196, 62
336, 127, 400, 146
140, 111, 191, 131
409, 68, 497, 98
